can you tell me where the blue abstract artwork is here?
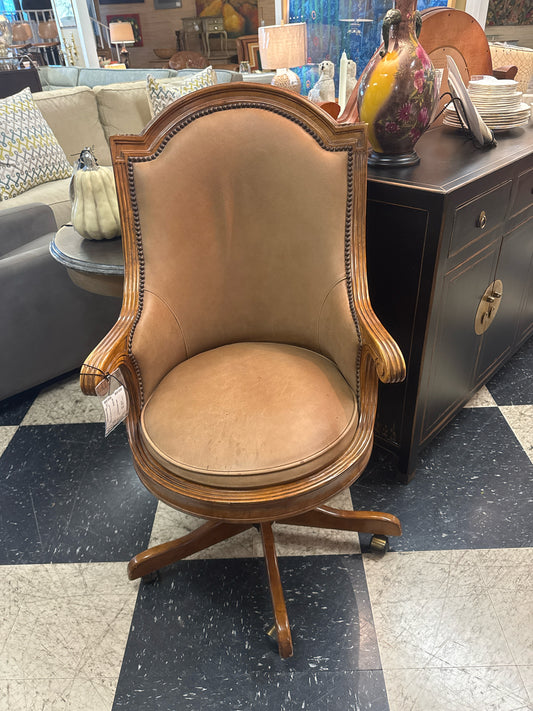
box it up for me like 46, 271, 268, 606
289, 0, 447, 95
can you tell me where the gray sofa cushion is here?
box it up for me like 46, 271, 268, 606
38, 65, 80, 89
177, 67, 243, 84
78, 67, 175, 87
0, 203, 55, 257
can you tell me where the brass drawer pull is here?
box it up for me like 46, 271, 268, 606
475, 279, 503, 335
477, 210, 487, 229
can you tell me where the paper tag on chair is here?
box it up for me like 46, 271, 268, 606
95, 368, 129, 436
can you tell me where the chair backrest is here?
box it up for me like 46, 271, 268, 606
111, 84, 368, 401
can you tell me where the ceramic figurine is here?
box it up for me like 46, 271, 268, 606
357, 0, 438, 166
308, 60, 336, 104
345, 59, 357, 105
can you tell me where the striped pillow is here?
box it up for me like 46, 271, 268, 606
146, 67, 217, 117
0, 87, 72, 200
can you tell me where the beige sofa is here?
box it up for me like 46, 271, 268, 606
0, 79, 156, 400
0, 80, 164, 227
0, 72, 277, 399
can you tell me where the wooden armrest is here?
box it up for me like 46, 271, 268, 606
360, 313, 406, 385
80, 321, 136, 397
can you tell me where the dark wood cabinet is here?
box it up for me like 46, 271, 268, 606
365, 125, 533, 481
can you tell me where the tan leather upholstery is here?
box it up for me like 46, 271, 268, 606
140, 342, 358, 488
129, 106, 361, 401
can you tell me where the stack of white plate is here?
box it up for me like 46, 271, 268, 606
443, 75, 531, 131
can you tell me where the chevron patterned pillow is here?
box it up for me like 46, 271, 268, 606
0, 87, 73, 201
146, 67, 217, 117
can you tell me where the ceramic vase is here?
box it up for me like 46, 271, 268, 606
357, 0, 438, 167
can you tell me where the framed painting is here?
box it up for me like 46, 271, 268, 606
195, 0, 258, 37
236, 35, 262, 71
106, 14, 143, 47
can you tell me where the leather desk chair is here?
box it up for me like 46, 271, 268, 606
81, 83, 404, 657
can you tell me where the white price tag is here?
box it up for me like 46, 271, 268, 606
102, 385, 128, 436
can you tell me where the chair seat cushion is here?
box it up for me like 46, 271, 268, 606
140, 342, 358, 489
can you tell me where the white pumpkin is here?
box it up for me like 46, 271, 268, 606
70, 147, 121, 240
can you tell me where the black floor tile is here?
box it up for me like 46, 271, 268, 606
113, 670, 389, 711
0, 386, 39, 426
0, 423, 158, 564
114, 555, 385, 709
486, 335, 533, 406
353, 407, 533, 551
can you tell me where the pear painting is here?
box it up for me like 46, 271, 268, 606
196, 0, 259, 37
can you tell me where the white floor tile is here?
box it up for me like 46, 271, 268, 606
384, 666, 532, 711
267, 489, 361, 557
364, 550, 516, 670
465, 387, 497, 408
149, 490, 359, 560
21, 376, 104, 426
148, 503, 258, 559
518, 667, 533, 706
0, 677, 117, 711
0, 426, 17, 457
0, 563, 137, 689
500, 405, 533, 463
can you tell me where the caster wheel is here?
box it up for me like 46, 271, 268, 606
141, 571, 160, 585
266, 624, 277, 641
369, 535, 390, 554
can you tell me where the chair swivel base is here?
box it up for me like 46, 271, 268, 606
127, 505, 401, 658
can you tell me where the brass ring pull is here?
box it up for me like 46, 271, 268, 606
477, 211, 487, 229
475, 279, 503, 335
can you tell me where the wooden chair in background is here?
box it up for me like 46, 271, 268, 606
168, 50, 208, 70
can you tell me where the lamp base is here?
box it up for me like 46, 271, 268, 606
271, 68, 301, 94
120, 47, 130, 68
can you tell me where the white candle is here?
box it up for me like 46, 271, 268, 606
339, 51, 348, 112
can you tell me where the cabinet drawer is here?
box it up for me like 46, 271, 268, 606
202, 17, 224, 31
449, 180, 512, 258
510, 167, 533, 218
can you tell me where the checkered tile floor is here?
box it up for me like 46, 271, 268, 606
0, 337, 531, 710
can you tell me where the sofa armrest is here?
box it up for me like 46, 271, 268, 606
0, 203, 56, 258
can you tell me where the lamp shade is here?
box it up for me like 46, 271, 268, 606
109, 21, 135, 45
258, 23, 307, 70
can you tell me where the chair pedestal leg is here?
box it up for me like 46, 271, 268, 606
277, 505, 402, 537
260, 522, 293, 659
127, 520, 252, 581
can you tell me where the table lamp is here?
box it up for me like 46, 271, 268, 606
109, 21, 135, 67
258, 22, 307, 93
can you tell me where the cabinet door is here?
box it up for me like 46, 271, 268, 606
476, 216, 533, 379
420, 241, 499, 443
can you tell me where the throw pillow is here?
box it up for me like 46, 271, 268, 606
0, 87, 73, 201
146, 67, 217, 117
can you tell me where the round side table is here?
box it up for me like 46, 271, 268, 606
50, 224, 124, 298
